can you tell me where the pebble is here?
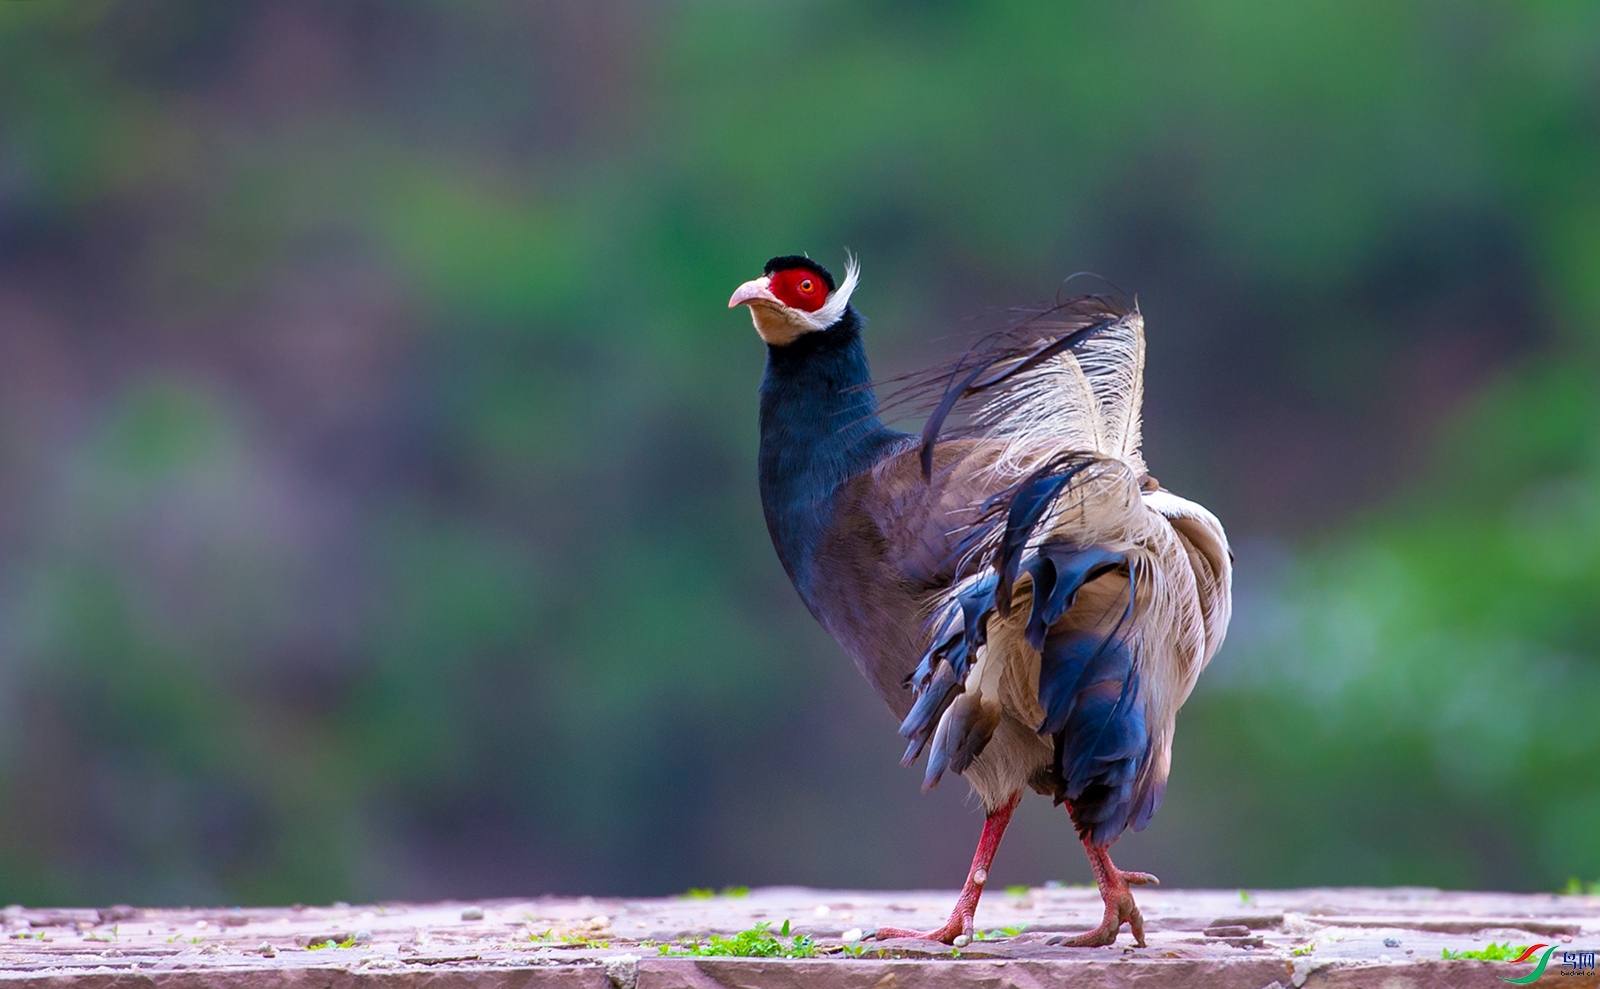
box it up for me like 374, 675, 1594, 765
460, 907, 485, 921
1290, 958, 1313, 988
1383, 937, 1400, 948
257, 942, 277, 958
842, 928, 863, 944
1280, 912, 1320, 935
952, 935, 970, 948
603, 954, 640, 989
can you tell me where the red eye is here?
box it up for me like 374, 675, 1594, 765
769, 269, 829, 312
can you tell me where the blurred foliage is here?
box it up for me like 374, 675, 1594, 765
0, 1, 1595, 905
1193, 364, 1600, 889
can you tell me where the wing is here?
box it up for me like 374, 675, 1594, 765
804, 439, 1021, 717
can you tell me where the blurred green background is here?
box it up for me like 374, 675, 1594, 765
0, 1, 1596, 907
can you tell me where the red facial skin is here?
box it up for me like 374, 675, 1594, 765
768, 268, 829, 312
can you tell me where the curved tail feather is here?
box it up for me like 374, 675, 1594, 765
888, 293, 1215, 847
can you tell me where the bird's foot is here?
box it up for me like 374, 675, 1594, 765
1046, 855, 1159, 948
1048, 885, 1145, 947
866, 914, 971, 945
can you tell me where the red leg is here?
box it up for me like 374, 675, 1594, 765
868, 791, 1021, 944
1049, 838, 1159, 948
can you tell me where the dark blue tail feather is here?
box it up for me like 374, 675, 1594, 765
1059, 674, 1148, 841
994, 456, 1098, 612
1024, 545, 1126, 651
899, 660, 960, 765
1130, 773, 1165, 832
1033, 564, 1158, 845
922, 693, 1000, 789
1035, 554, 1136, 735
899, 573, 1000, 764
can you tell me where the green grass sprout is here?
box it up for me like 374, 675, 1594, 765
1440, 942, 1530, 961
974, 925, 1027, 940
658, 921, 817, 958
681, 886, 750, 900
527, 929, 610, 948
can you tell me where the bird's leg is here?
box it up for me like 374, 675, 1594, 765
868, 791, 1020, 944
1050, 837, 1160, 948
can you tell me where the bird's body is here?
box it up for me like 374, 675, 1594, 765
734, 255, 1232, 947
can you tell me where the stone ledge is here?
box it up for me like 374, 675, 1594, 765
0, 887, 1595, 987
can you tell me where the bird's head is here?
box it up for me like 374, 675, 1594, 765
728, 254, 860, 346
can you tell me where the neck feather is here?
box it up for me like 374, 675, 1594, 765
757, 308, 905, 594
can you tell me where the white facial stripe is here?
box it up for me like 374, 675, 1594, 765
800, 252, 859, 330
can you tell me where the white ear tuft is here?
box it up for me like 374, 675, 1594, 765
805, 251, 860, 330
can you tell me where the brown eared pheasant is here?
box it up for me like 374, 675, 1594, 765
731, 254, 1232, 947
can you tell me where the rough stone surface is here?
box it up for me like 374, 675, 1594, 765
0, 887, 1594, 987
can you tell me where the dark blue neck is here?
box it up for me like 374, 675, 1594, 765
758, 307, 906, 603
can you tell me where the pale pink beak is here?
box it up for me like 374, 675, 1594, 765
728, 276, 780, 309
